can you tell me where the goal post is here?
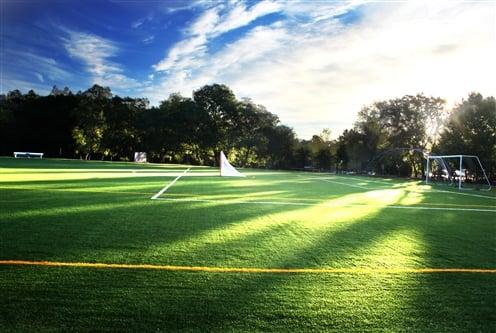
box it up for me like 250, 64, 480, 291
426, 155, 491, 191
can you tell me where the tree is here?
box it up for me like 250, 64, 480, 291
264, 125, 297, 169
160, 93, 206, 163
102, 96, 147, 161
193, 84, 240, 163
234, 99, 279, 167
315, 148, 333, 170
72, 85, 111, 159
356, 94, 445, 177
436, 93, 496, 178
294, 144, 312, 168
336, 129, 367, 171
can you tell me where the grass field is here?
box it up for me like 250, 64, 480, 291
1, 157, 495, 332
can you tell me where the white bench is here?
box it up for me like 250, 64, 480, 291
13, 152, 44, 158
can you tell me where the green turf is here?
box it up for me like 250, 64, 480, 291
1, 157, 495, 332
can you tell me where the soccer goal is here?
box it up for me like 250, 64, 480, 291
220, 151, 246, 177
426, 155, 491, 191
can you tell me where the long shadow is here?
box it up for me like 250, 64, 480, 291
109, 189, 415, 330
0, 189, 409, 331
2, 186, 327, 266
404, 204, 496, 331
135, 187, 495, 331
1, 174, 386, 330
5, 170, 493, 330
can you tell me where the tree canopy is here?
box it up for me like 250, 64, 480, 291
0, 84, 494, 180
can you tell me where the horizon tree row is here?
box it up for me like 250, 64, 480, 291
0, 84, 494, 179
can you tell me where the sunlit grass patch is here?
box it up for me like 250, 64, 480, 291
0, 157, 495, 332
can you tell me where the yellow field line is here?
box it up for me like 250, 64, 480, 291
1, 260, 495, 274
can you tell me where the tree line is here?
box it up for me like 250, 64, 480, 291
1, 84, 494, 179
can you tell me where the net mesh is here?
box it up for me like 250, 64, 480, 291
427, 155, 491, 190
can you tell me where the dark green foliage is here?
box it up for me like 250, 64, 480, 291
0, 85, 493, 179
436, 93, 496, 178
341, 94, 447, 177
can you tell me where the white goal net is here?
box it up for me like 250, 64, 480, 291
220, 151, 245, 177
426, 155, 491, 191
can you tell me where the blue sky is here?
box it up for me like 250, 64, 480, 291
1, 0, 495, 139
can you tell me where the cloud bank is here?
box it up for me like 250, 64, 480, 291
147, 1, 495, 139
63, 30, 142, 90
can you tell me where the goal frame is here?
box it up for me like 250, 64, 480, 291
425, 154, 491, 191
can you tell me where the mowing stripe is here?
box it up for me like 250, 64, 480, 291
0, 260, 494, 274
156, 197, 496, 212
151, 167, 191, 200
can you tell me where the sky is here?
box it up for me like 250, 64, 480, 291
1, 0, 495, 139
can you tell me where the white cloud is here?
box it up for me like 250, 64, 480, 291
63, 30, 142, 90
153, 0, 281, 73
188, 7, 220, 36
163, 0, 209, 14
34, 72, 44, 83
212, 1, 282, 35
0, 77, 51, 95
153, 34, 208, 72
132, 13, 154, 29
1, 49, 75, 93
132, 19, 145, 29
142, 35, 155, 44
281, 0, 366, 23
148, 1, 496, 139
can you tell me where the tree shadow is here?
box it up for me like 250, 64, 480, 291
2, 172, 494, 331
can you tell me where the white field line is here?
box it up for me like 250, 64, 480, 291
308, 174, 496, 200
318, 178, 370, 190
300, 176, 375, 190
335, 175, 398, 186
424, 188, 496, 200
151, 167, 191, 200
332, 175, 496, 200
155, 197, 496, 213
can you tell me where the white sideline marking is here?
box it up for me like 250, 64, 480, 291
309, 174, 496, 200
301, 176, 371, 190
335, 175, 397, 186
426, 188, 496, 200
155, 197, 496, 213
331, 175, 496, 199
151, 167, 191, 200
319, 178, 370, 190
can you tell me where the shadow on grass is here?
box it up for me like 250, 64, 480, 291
1, 171, 495, 331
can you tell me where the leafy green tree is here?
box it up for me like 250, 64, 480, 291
160, 93, 207, 163
294, 145, 312, 168
72, 85, 111, 159
263, 125, 297, 169
356, 94, 445, 176
336, 129, 368, 171
315, 148, 333, 170
193, 84, 240, 163
102, 97, 147, 161
436, 93, 496, 178
234, 99, 279, 167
